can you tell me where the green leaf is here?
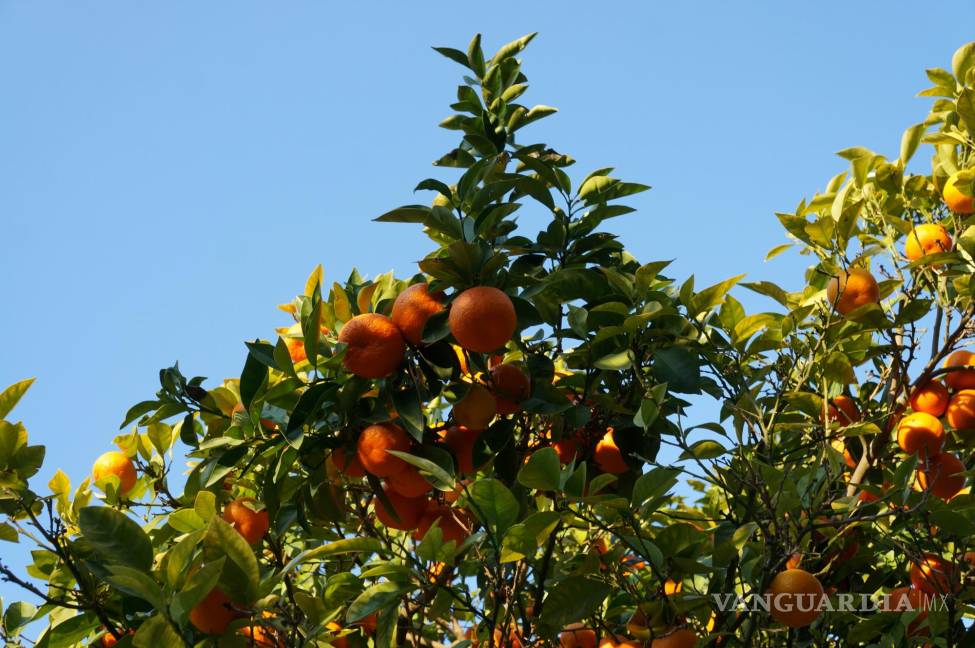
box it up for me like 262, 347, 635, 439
490, 32, 537, 65
689, 275, 745, 316
537, 576, 611, 634
823, 352, 856, 384
105, 564, 166, 610
593, 349, 634, 371
0, 379, 34, 421
651, 347, 700, 394
468, 478, 519, 531
953, 42, 975, 81
432, 46, 472, 70
281, 537, 383, 574
78, 507, 153, 571
374, 205, 430, 223
204, 516, 260, 604
517, 447, 561, 491
119, 399, 160, 429
194, 490, 217, 521
0, 521, 18, 542
391, 388, 425, 442
133, 613, 181, 648
347, 581, 411, 623
2, 601, 36, 636
386, 450, 454, 490
500, 511, 561, 562
764, 243, 793, 261
678, 440, 728, 461
900, 123, 926, 164
172, 557, 225, 621
632, 467, 680, 508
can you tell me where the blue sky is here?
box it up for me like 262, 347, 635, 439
1, 1, 973, 608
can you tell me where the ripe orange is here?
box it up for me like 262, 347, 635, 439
285, 337, 307, 364
943, 170, 974, 214
100, 630, 134, 647
554, 435, 581, 465
663, 578, 683, 595
239, 622, 285, 647
825, 268, 879, 315
823, 394, 860, 426
326, 621, 350, 648
910, 381, 950, 418
905, 223, 952, 260
92, 451, 138, 496
946, 389, 975, 429
391, 282, 444, 346
387, 464, 433, 498
413, 506, 469, 545
599, 638, 642, 648
594, 429, 629, 474
338, 313, 405, 379
441, 425, 481, 474
373, 486, 427, 531
559, 624, 597, 648
650, 628, 698, 648
328, 446, 366, 478
357, 423, 411, 477
448, 286, 517, 353
910, 554, 957, 594
190, 588, 240, 635
223, 498, 270, 544
896, 412, 945, 458
883, 586, 931, 636
453, 383, 497, 430
767, 568, 825, 628
916, 452, 966, 501
944, 349, 975, 390
490, 363, 531, 415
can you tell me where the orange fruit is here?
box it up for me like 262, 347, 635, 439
441, 425, 481, 474
453, 383, 497, 430
239, 622, 285, 647
338, 313, 405, 379
911, 381, 950, 418
663, 578, 683, 595
944, 349, 975, 390
285, 337, 307, 364
387, 464, 433, 498
449, 286, 517, 353
916, 452, 966, 501
594, 428, 629, 474
910, 554, 957, 594
190, 588, 241, 635
354, 613, 378, 636
356, 423, 411, 477
905, 223, 952, 260
825, 268, 879, 315
100, 630, 134, 647
374, 488, 427, 531
328, 446, 366, 478
823, 394, 860, 426
599, 638, 642, 648
883, 586, 931, 636
223, 498, 270, 544
650, 628, 698, 648
490, 363, 531, 415
413, 506, 469, 545
943, 170, 975, 214
946, 389, 975, 429
559, 624, 597, 648
391, 282, 444, 346
554, 436, 581, 465
896, 412, 944, 458
325, 621, 350, 648
92, 451, 138, 496
767, 568, 825, 628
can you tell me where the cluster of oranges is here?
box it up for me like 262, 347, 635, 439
825, 170, 971, 318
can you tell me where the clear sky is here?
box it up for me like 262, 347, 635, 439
2, 1, 973, 609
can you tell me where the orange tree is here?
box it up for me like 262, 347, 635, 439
1, 33, 974, 648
